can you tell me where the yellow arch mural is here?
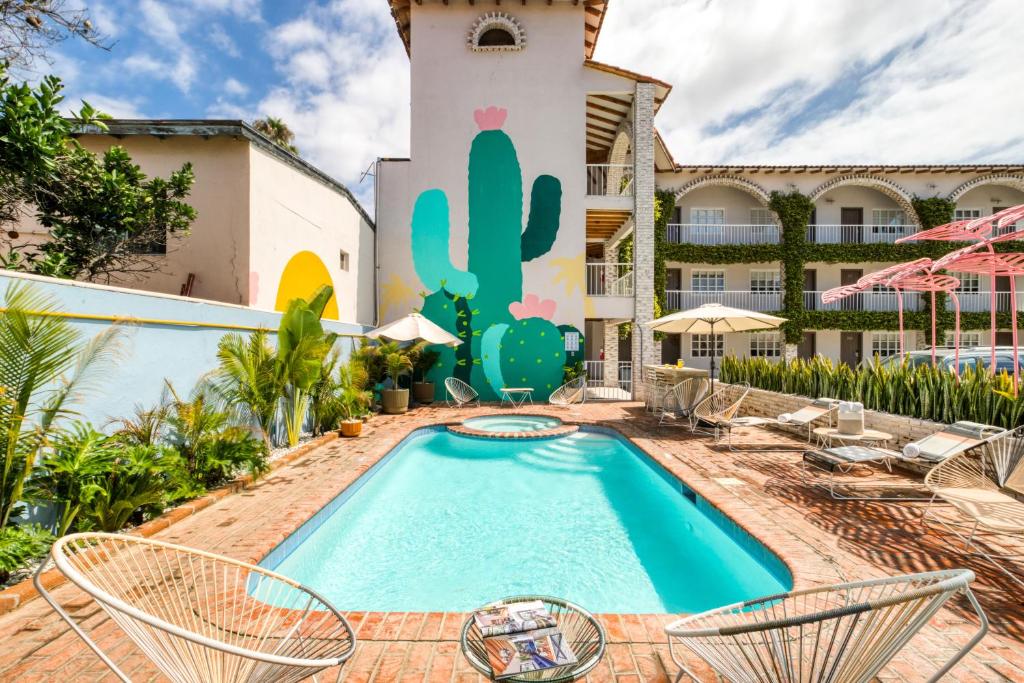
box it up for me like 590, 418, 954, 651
275, 251, 340, 320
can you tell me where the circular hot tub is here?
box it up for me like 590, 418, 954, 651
449, 415, 578, 440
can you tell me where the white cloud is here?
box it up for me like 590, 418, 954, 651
210, 24, 241, 58
123, 51, 197, 93
594, 0, 1024, 164
65, 92, 146, 119
224, 77, 249, 97
187, 0, 262, 21
138, 0, 183, 47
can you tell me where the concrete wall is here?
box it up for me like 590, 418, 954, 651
247, 145, 376, 325
0, 270, 367, 428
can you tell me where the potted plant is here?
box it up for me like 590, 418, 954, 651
410, 344, 440, 405
337, 359, 372, 437
381, 351, 413, 414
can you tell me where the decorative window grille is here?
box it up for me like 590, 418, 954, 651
691, 270, 725, 292
871, 332, 901, 358
691, 333, 724, 358
952, 272, 981, 293
468, 13, 526, 51
749, 333, 782, 357
749, 270, 781, 292
944, 331, 982, 348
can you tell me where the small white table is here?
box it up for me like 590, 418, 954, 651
812, 427, 893, 449
500, 387, 534, 408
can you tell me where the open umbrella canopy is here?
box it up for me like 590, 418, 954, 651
365, 313, 462, 347
645, 303, 786, 334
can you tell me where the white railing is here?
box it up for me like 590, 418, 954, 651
803, 290, 923, 312
586, 263, 634, 297
665, 223, 779, 245
584, 360, 632, 399
665, 290, 781, 312
805, 224, 916, 244
948, 292, 1024, 312
586, 164, 634, 197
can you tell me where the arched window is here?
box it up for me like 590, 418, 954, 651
468, 13, 525, 52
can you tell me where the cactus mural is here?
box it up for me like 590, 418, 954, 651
412, 107, 583, 400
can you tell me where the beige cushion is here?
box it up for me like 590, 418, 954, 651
1006, 460, 1024, 496
934, 486, 1024, 533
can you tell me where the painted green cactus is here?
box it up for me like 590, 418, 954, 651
411, 106, 582, 400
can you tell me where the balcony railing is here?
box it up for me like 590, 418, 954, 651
806, 224, 916, 244
803, 290, 923, 312
665, 223, 779, 245
586, 164, 634, 197
665, 290, 781, 311
584, 360, 633, 398
586, 263, 634, 297
948, 291, 1024, 312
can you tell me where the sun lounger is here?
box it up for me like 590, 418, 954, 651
802, 421, 1007, 501
713, 397, 840, 450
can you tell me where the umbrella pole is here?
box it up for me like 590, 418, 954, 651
709, 320, 716, 392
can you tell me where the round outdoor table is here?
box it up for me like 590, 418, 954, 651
812, 426, 893, 449
500, 387, 534, 409
460, 595, 606, 682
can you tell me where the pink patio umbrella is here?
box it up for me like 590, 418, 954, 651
884, 270, 962, 371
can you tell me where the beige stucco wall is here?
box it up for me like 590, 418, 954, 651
673, 186, 771, 224
247, 145, 375, 325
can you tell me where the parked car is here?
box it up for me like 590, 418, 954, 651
883, 346, 1024, 373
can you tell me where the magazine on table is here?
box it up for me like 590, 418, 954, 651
483, 627, 578, 680
472, 600, 557, 637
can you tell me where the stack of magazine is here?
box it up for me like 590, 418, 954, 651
473, 600, 578, 679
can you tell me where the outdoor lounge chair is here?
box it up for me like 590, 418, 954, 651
657, 378, 710, 426
802, 420, 1007, 501
923, 437, 1024, 588
549, 376, 586, 405
444, 376, 479, 408
34, 533, 356, 683
688, 383, 751, 441
709, 397, 842, 450
665, 569, 987, 683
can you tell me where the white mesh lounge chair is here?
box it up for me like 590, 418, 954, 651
34, 533, 356, 683
688, 383, 751, 441
444, 377, 479, 408
713, 397, 842, 451
657, 378, 710, 426
549, 376, 586, 405
981, 425, 1024, 489
665, 569, 987, 683
923, 445, 1024, 588
802, 421, 1007, 501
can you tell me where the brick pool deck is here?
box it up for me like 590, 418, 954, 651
1, 401, 1023, 682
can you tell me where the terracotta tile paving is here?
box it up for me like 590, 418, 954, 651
1, 402, 1023, 682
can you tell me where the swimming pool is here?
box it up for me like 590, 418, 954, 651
462, 414, 562, 432
259, 427, 791, 614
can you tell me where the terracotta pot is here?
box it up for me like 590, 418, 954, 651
413, 382, 435, 404
339, 420, 362, 437
381, 388, 409, 414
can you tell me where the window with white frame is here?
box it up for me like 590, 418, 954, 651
691, 333, 724, 357
691, 270, 725, 291
690, 208, 724, 240
944, 331, 982, 348
871, 209, 905, 235
749, 333, 782, 357
871, 332, 901, 358
749, 270, 781, 292
953, 272, 981, 293
750, 208, 774, 225
749, 208, 776, 240
954, 208, 982, 221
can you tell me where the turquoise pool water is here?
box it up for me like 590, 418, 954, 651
259, 427, 791, 614
462, 414, 562, 432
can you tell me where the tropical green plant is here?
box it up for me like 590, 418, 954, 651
109, 404, 167, 447
212, 329, 281, 451
84, 445, 178, 532
720, 354, 1024, 429
337, 358, 372, 421
353, 338, 401, 389
407, 342, 439, 383
562, 360, 586, 383
0, 281, 120, 527
251, 116, 298, 154
0, 524, 53, 583
26, 423, 114, 535
385, 351, 413, 388
309, 347, 343, 436
274, 286, 338, 446
163, 382, 268, 489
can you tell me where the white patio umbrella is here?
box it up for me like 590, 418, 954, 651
645, 303, 787, 388
365, 312, 462, 347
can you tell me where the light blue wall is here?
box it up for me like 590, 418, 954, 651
0, 271, 369, 428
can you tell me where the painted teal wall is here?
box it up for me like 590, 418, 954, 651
0, 271, 369, 427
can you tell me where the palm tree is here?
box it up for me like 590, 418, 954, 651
0, 282, 121, 527
252, 116, 299, 155
211, 329, 281, 452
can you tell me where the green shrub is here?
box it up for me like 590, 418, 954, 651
720, 354, 1024, 429
0, 525, 53, 583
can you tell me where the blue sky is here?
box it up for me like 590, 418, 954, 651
31, 0, 1024, 207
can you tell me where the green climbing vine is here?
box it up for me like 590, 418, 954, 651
768, 190, 814, 344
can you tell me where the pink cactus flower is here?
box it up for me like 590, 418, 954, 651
509, 294, 556, 321
474, 106, 507, 131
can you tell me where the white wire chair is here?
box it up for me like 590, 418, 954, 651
665, 569, 987, 683
688, 383, 751, 441
981, 425, 1024, 487
924, 450, 1024, 588
657, 378, 710, 426
549, 376, 586, 405
34, 533, 356, 683
444, 377, 479, 408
